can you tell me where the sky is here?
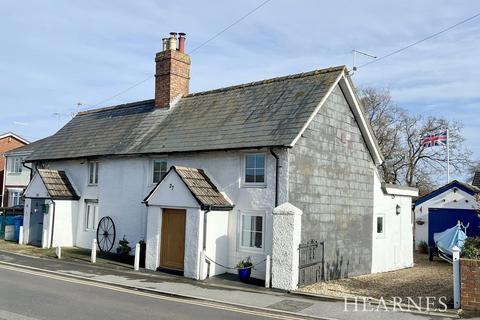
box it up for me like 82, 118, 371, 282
1, 1, 479, 171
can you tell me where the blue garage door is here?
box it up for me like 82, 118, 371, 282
428, 208, 480, 247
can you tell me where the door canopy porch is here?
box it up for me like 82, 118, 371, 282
143, 166, 233, 211
24, 169, 79, 200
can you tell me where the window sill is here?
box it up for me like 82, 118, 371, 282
239, 247, 265, 254
7, 172, 22, 175
87, 184, 98, 187
241, 183, 267, 189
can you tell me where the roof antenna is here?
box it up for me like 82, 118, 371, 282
350, 49, 377, 76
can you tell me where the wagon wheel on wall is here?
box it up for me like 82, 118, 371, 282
96, 216, 116, 252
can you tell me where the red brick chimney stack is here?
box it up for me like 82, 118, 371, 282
155, 32, 191, 108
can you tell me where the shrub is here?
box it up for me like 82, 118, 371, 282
418, 241, 428, 254
462, 237, 480, 260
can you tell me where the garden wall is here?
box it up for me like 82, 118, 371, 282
461, 258, 480, 311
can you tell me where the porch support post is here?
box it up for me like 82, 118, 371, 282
271, 202, 302, 291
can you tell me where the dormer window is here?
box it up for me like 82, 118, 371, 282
88, 161, 99, 185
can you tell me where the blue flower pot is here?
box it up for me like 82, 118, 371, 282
238, 268, 251, 283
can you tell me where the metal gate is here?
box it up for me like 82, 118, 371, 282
298, 240, 324, 287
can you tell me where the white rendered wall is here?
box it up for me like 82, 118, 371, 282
4, 158, 31, 187
51, 200, 78, 247
203, 210, 229, 278
42, 148, 288, 279
372, 171, 414, 273
414, 188, 477, 248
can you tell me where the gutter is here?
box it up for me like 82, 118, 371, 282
270, 148, 280, 207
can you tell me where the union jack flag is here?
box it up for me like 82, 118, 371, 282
420, 130, 448, 148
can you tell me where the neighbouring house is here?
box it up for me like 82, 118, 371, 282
414, 180, 480, 250
0, 132, 29, 207
21, 33, 418, 289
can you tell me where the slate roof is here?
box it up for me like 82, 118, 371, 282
415, 180, 480, 206
473, 172, 480, 188
5, 137, 50, 156
25, 66, 346, 161
145, 166, 233, 210
37, 169, 80, 200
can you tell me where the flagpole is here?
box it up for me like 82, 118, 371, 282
447, 128, 450, 183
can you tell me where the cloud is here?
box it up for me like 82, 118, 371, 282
1, 0, 479, 167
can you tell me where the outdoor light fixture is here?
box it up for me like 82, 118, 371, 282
396, 204, 401, 215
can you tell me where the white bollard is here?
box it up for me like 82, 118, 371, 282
18, 226, 24, 245
91, 239, 97, 264
42, 229, 48, 248
452, 246, 461, 309
56, 246, 62, 259
134, 243, 140, 271
265, 255, 271, 288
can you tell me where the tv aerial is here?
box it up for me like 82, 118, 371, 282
350, 49, 377, 75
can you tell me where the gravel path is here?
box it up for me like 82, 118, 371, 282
299, 253, 452, 305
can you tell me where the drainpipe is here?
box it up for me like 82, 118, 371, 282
202, 207, 211, 278
270, 149, 280, 208
49, 200, 56, 248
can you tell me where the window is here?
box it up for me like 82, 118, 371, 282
240, 212, 264, 250
8, 157, 22, 173
244, 154, 265, 185
8, 190, 22, 207
85, 201, 99, 231
88, 161, 99, 185
152, 160, 168, 184
376, 216, 385, 237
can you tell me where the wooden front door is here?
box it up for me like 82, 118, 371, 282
160, 209, 186, 271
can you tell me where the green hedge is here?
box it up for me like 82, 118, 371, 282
462, 237, 480, 260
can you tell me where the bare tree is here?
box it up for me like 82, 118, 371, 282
360, 87, 473, 193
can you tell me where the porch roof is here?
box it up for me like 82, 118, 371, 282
144, 166, 233, 211
37, 169, 80, 200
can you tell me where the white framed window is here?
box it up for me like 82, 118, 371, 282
88, 161, 99, 185
243, 153, 266, 186
152, 160, 168, 184
8, 157, 23, 173
240, 212, 265, 251
84, 201, 99, 231
376, 215, 385, 238
8, 189, 23, 207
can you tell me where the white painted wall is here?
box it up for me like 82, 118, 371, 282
4, 158, 31, 187
414, 187, 478, 248
51, 200, 78, 247
204, 210, 229, 278
372, 171, 414, 273
41, 148, 288, 280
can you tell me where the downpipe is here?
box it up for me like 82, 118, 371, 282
202, 207, 211, 278
269, 148, 280, 208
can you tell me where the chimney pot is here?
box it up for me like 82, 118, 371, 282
178, 32, 186, 53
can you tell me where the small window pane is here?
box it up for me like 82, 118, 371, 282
245, 169, 255, 183
254, 232, 262, 248
255, 155, 265, 169
94, 163, 98, 184
246, 155, 255, 168
153, 160, 168, 183
255, 169, 264, 183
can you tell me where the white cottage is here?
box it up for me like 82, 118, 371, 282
21, 33, 417, 290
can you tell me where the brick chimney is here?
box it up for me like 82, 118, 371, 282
155, 32, 191, 108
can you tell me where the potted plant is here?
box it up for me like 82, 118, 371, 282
236, 256, 253, 283
418, 240, 428, 254
115, 235, 132, 262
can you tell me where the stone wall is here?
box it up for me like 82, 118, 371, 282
289, 84, 374, 280
461, 258, 480, 311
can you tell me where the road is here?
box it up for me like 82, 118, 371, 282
0, 265, 308, 320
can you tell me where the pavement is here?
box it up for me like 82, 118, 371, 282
0, 250, 460, 320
